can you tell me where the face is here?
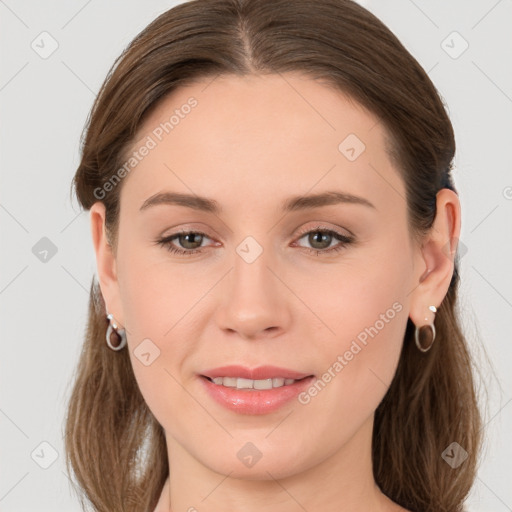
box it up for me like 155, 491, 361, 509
94, 73, 424, 479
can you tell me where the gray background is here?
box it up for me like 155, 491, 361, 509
1, 0, 511, 510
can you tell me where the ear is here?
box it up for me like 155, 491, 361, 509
408, 188, 461, 327
90, 201, 124, 327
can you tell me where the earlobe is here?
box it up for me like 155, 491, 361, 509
89, 202, 124, 326
409, 188, 461, 328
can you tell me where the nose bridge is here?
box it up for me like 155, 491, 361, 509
216, 234, 288, 338
233, 239, 273, 295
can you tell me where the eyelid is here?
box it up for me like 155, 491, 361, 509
294, 222, 353, 239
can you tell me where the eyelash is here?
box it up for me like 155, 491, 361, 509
155, 225, 354, 257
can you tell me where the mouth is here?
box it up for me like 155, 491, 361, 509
200, 364, 313, 381
201, 375, 311, 390
198, 365, 316, 415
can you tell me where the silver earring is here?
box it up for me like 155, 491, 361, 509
106, 313, 127, 351
414, 305, 437, 353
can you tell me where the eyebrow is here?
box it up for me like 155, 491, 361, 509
139, 190, 376, 214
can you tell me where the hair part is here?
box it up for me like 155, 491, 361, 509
66, 1, 483, 511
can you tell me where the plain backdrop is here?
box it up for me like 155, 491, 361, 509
1, 0, 511, 510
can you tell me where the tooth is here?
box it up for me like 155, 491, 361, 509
236, 378, 254, 389
208, 376, 298, 388
272, 378, 285, 388
254, 378, 273, 390
222, 377, 237, 387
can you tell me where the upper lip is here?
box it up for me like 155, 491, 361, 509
201, 365, 313, 381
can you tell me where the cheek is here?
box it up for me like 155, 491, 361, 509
318, 262, 408, 417
115, 245, 193, 423
115, 240, 232, 428
116, 237, 199, 337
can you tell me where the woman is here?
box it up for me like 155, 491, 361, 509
65, 1, 483, 511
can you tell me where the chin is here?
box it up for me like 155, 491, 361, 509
200, 444, 310, 481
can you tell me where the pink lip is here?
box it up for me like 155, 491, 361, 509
201, 365, 311, 381
198, 365, 315, 415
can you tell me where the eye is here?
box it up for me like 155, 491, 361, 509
292, 225, 354, 256
155, 229, 214, 256
154, 225, 354, 257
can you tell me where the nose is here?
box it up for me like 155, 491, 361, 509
215, 244, 291, 341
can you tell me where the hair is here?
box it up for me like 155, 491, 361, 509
65, 1, 484, 511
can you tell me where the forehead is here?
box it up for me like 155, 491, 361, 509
119, 73, 405, 219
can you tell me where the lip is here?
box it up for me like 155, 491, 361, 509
198, 365, 315, 415
201, 365, 312, 381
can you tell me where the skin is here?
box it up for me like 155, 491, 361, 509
90, 73, 460, 512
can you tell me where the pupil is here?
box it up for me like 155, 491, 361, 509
310, 231, 330, 249
181, 233, 202, 249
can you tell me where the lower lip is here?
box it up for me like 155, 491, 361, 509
199, 375, 315, 415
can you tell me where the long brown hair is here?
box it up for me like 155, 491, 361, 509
65, 1, 483, 511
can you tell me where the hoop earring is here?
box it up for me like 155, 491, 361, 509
414, 305, 437, 353
106, 313, 127, 351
